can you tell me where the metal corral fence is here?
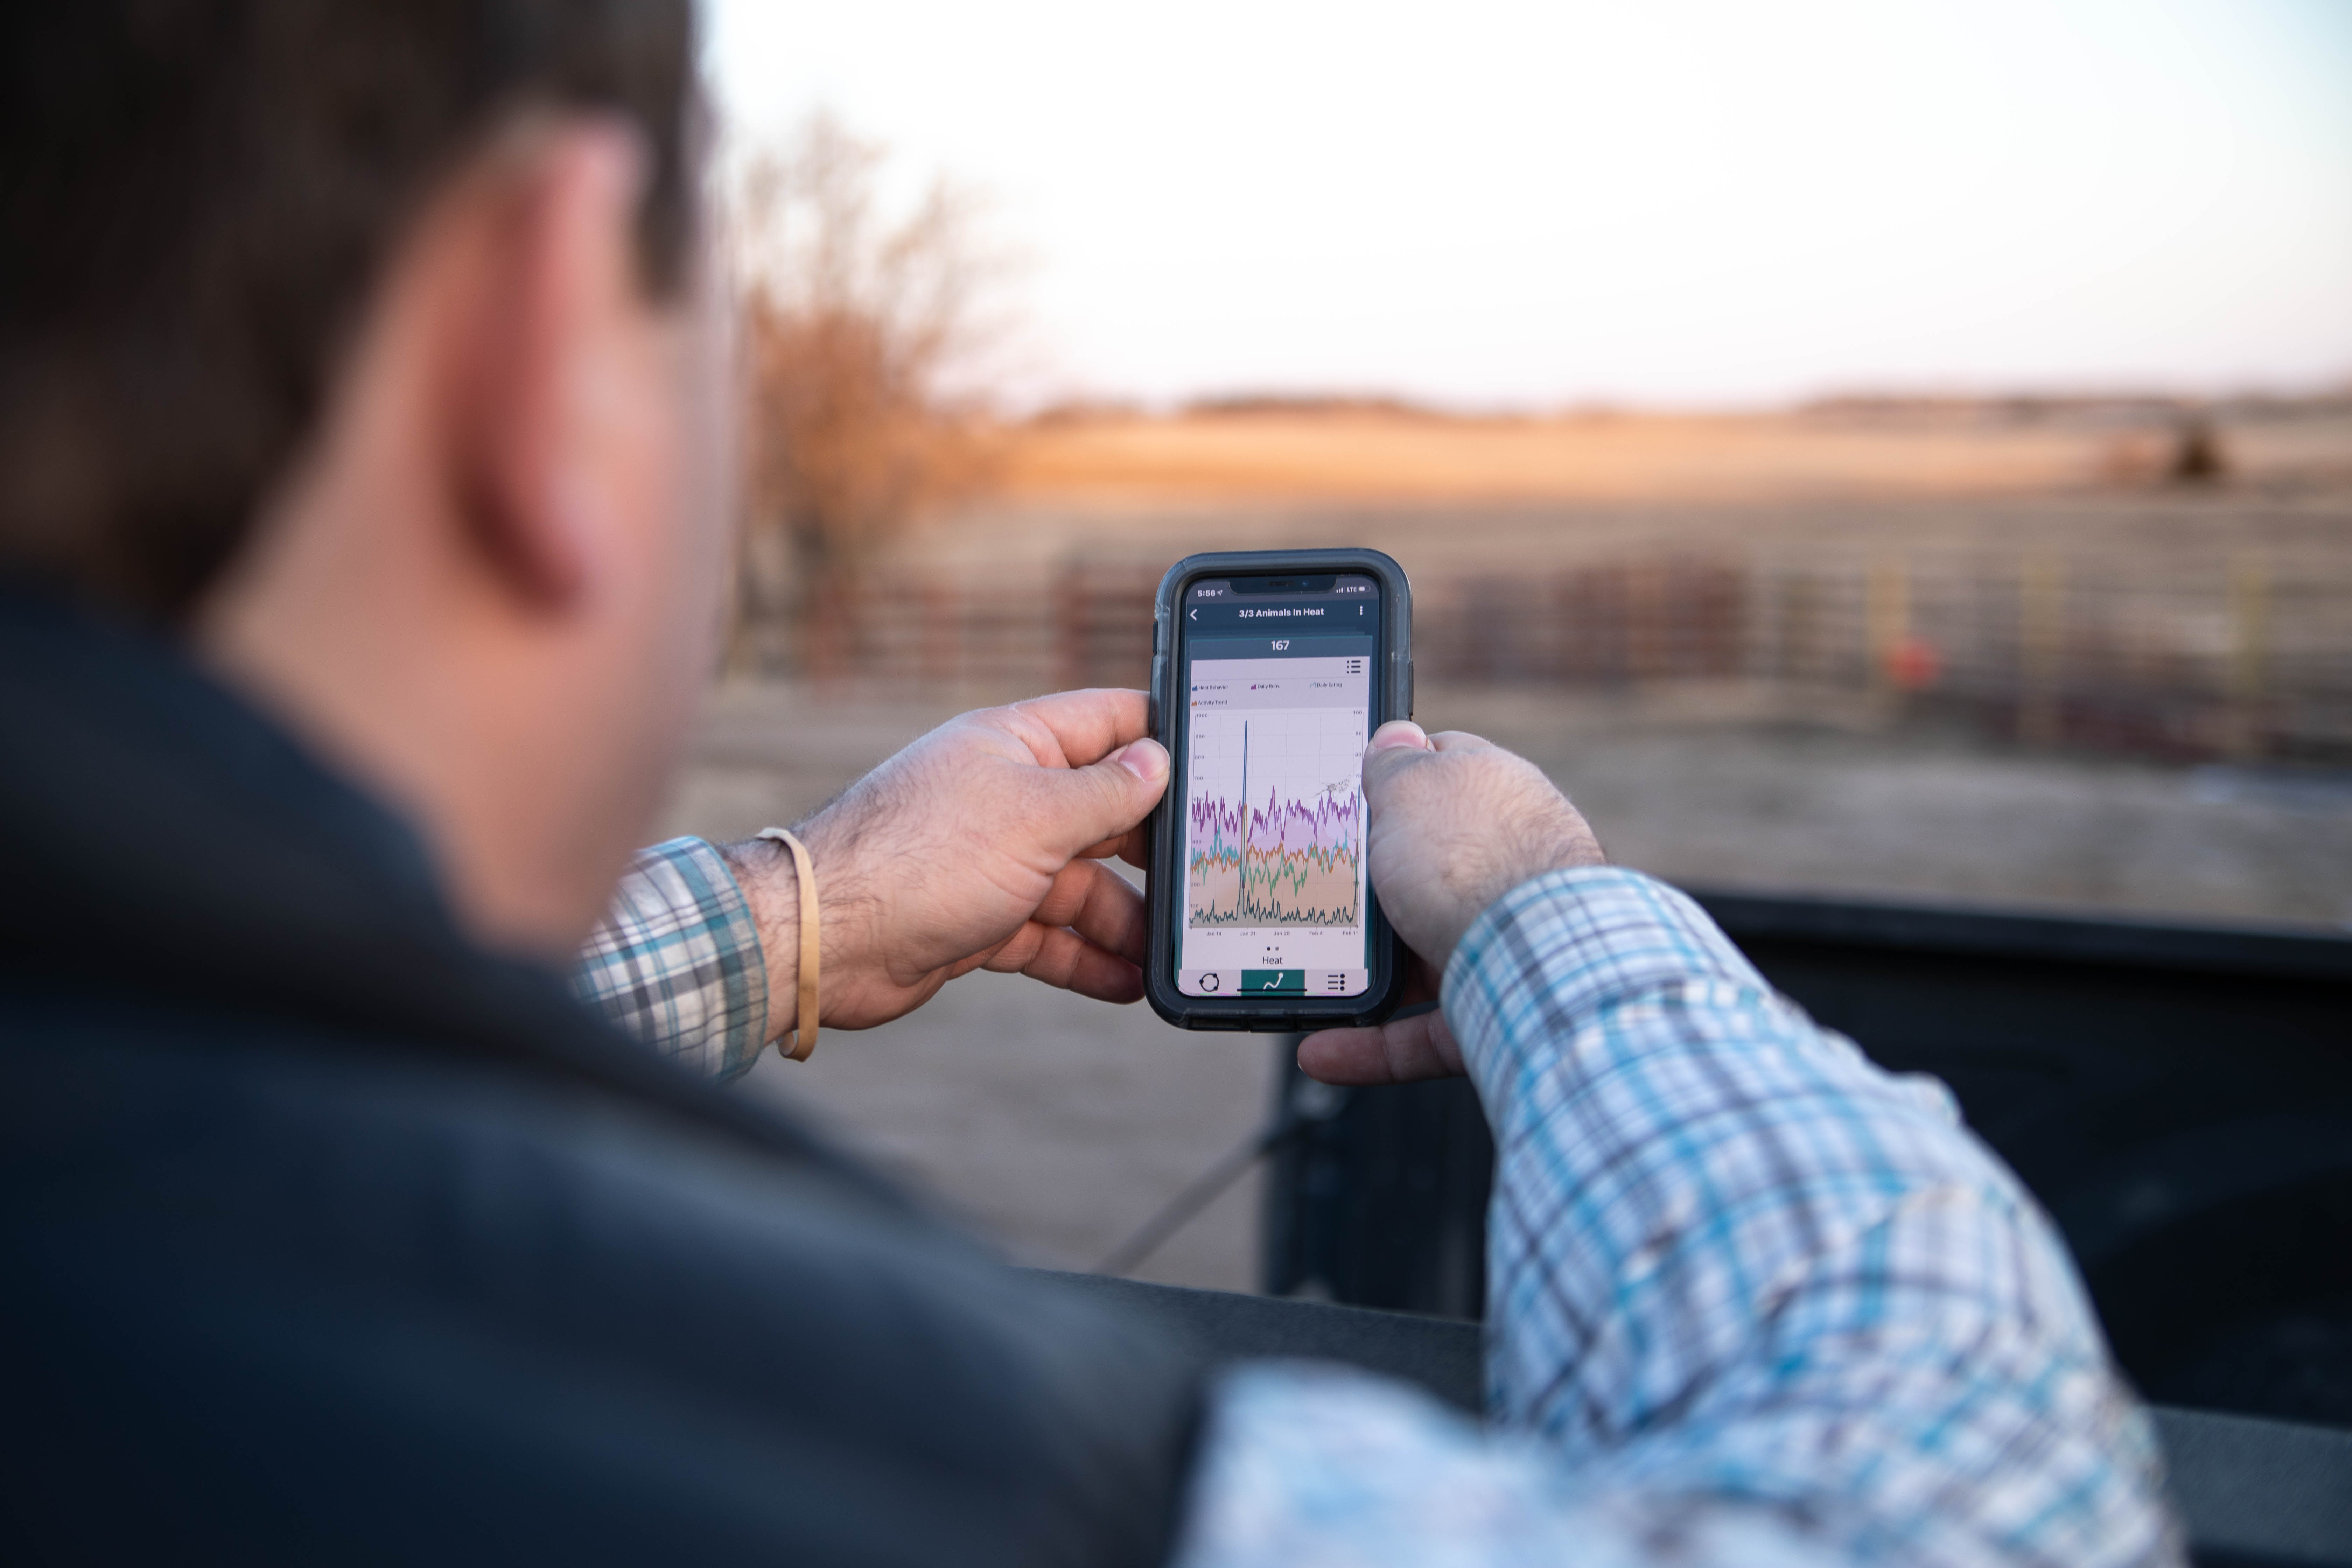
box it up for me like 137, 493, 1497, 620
788, 548, 2352, 760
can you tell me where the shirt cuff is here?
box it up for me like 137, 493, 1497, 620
1441, 866, 1771, 1115
572, 836, 770, 1083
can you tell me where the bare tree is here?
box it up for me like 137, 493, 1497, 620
728, 114, 1002, 673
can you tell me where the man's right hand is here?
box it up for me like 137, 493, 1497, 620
1297, 721, 1604, 1086
721, 688, 1168, 1039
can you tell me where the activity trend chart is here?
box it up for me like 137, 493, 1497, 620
1187, 718, 1364, 927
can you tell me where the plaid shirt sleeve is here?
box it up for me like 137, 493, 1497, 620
1177, 867, 2179, 1568
571, 836, 770, 1084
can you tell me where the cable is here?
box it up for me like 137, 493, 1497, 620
1092, 1118, 1297, 1277
1092, 1006, 1437, 1278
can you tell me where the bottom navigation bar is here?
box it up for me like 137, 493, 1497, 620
1179, 969, 1367, 999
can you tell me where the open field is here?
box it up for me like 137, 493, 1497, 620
994, 405, 2352, 508
661, 680, 2352, 1294
908, 410, 2352, 582
1002, 409, 2102, 504
886, 402, 2352, 579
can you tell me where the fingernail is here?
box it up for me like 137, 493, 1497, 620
1367, 721, 1430, 753
1116, 738, 1168, 782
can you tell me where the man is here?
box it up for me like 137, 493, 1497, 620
0, 4, 2172, 1565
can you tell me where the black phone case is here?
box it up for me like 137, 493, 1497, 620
1143, 548, 1414, 1031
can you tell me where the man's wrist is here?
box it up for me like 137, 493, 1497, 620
717, 833, 806, 1044
1404, 824, 1605, 974
718, 821, 878, 1044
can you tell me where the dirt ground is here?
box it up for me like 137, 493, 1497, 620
654, 678, 2352, 1294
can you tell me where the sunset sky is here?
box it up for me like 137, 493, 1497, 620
705, 0, 2352, 409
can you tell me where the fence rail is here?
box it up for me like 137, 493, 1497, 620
779, 548, 2352, 760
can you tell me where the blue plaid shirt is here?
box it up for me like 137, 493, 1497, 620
574, 838, 770, 1082
579, 843, 2178, 1567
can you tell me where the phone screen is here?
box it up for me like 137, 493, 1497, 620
1173, 573, 1381, 1000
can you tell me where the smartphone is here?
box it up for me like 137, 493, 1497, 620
1143, 549, 1413, 1031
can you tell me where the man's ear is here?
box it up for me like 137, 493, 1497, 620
444, 119, 650, 613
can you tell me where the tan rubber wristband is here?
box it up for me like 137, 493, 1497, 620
754, 827, 819, 1062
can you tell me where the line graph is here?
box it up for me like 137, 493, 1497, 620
1186, 716, 1364, 927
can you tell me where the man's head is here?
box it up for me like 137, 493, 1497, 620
2, 2, 730, 955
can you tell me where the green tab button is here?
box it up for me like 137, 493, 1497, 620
1242, 969, 1306, 994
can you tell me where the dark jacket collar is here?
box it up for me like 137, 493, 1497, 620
0, 582, 900, 1198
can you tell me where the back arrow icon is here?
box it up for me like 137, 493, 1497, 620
1189, 608, 1197, 620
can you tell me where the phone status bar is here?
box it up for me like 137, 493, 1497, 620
1188, 575, 1377, 602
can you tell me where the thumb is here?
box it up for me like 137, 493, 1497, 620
1030, 737, 1169, 859
1361, 720, 1435, 807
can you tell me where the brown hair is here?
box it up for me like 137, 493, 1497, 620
0, 1, 696, 622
